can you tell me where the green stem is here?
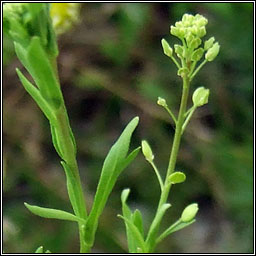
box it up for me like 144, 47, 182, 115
150, 161, 164, 191
182, 106, 196, 134
54, 107, 89, 252
145, 76, 190, 252
190, 59, 207, 81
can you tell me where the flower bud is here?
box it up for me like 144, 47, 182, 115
204, 37, 215, 50
197, 26, 206, 38
188, 37, 201, 49
205, 42, 220, 61
161, 38, 173, 57
192, 87, 210, 107
191, 48, 204, 62
141, 140, 154, 162
181, 203, 199, 222
194, 14, 208, 26
177, 67, 189, 78
157, 97, 167, 107
170, 26, 179, 37
174, 44, 184, 58
182, 14, 194, 26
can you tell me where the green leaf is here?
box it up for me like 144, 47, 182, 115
121, 189, 136, 253
84, 117, 139, 246
132, 209, 144, 238
26, 37, 63, 108
50, 124, 63, 158
16, 68, 57, 126
118, 215, 146, 253
61, 161, 84, 219
35, 246, 44, 253
24, 202, 85, 224
119, 146, 141, 171
168, 172, 186, 184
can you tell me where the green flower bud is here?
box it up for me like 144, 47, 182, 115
181, 203, 199, 222
157, 97, 167, 107
191, 25, 198, 35
182, 14, 194, 26
174, 44, 184, 58
185, 32, 194, 44
161, 38, 173, 57
191, 48, 204, 62
3, 3, 58, 57
168, 172, 186, 184
204, 37, 215, 50
205, 42, 220, 61
192, 87, 210, 107
177, 67, 189, 78
197, 26, 206, 38
188, 37, 202, 49
170, 25, 179, 37
194, 14, 208, 26
175, 21, 183, 27
170, 26, 185, 38
141, 140, 154, 162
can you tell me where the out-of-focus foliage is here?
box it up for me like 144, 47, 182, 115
3, 3, 253, 253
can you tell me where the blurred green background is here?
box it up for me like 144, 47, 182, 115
3, 3, 253, 253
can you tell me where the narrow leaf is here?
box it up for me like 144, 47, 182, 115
118, 215, 146, 253
119, 146, 141, 171
24, 202, 85, 224
26, 36, 63, 108
84, 117, 139, 246
132, 209, 144, 238
16, 68, 57, 125
121, 189, 136, 253
61, 161, 85, 219
50, 124, 63, 158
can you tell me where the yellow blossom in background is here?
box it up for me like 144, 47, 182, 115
50, 3, 80, 35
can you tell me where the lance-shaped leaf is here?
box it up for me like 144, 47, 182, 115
121, 189, 135, 252
26, 37, 63, 109
84, 117, 139, 246
24, 202, 86, 224
16, 68, 57, 126
117, 215, 146, 253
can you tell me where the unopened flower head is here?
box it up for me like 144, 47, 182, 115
50, 3, 80, 35
3, 3, 58, 56
170, 13, 208, 40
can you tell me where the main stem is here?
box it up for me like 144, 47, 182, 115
146, 76, 190, 252
55, 108, 90, 253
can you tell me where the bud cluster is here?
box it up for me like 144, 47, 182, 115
161, 13, 220, 78
3, 3, 58, 56
170, 14, 208, 40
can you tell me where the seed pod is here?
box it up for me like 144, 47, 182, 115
161, 39, 173, 57
205, 42, 220, 61
181, 203, 199, 222
192, 87, 210, 107
141, 140, 154, 162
